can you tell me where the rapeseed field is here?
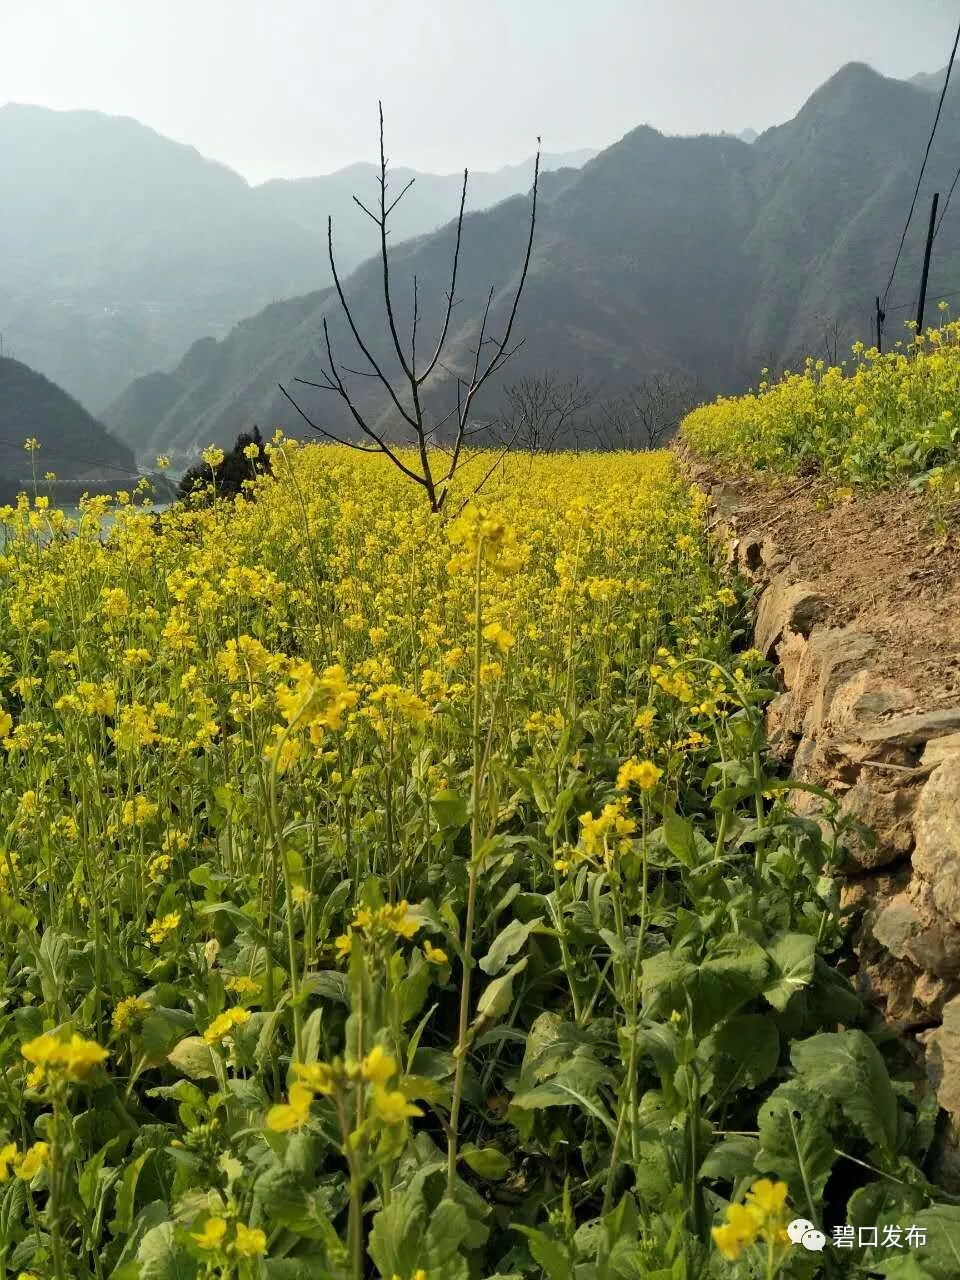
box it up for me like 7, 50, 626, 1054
0, 443, 950, 1278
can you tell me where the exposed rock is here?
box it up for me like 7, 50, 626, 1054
825, 671, 916, 736
872, 886, 960, 979
837, 779, 918, 871
764, 692, 799, 763
699, 464, 960, 1163
916, 974, 957, 1019
911, 750, 960, 925
710, 482, 742, 521
739, 534, 764, 575
922, 995, 960, 1120
841, 865, 910, 931
755, 574, 830, 659
858, 953, 925, 1023
856, 708, 960, 751
921, 732, 960, 771
779, 631, 808, 691
786, 626, 879, 741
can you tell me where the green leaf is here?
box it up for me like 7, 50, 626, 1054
519, 1011, 585, 1085
641, 936, 768, 1036
300, 970, 350, 1005
763, 933, 816, 1011
111, 1149, 152, 1236
197, 900, 266, 942
421, 1199, 471, 1267
253, 1166, 338, 1241
142, 1008, 196, 1060
791, 1030, 899, 1158
511, 1046, 616, 1111
871, 1204, 960, 1277
430, 789, 469, 831
476, 958, 527, 1022
136, 1221, 198, 1280
461, 1143, 511, 1180
369, 1181, 470, 1277
699, 1134, 760, 1184
699, 1013, 780, 1102
78, 1142, 112, 1211
479, 916, 543, 976
546, 787, 576, 838
166, 1036, 217, 1081
399, 955, 433, 1023
367, 1180, 426, 1278
513, 1226, 573, 1280
756, 1079, 837, 1217
661, 814, 699, 867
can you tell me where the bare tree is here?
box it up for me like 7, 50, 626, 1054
487, 373, 595, 453
279, 103, 540, 512
590, 373, 701, 451
822, 318, 843, 368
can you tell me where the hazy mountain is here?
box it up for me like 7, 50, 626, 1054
910, 67, 948, 93
105, 62, 960, 462
0, 101, 592, 409
251, 150, 597, 251
0, 356, 136, 496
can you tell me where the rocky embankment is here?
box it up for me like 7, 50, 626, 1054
694, 460, 960, 1178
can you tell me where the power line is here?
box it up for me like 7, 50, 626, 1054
886, 284, 960, 314
881, 16, 960, 310
934, 157, 960, 240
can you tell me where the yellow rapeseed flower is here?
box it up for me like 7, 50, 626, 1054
192, 1216, 228, 1250
266, 1082, 315, 1133
233, 1222, 268, 1257
15, 1142, 49, 1181
21, 1032, 108, 1088
371, 1086, 423, 1125
203, 1007, 251, 1046
423, 940, 448, 965
147, 912, 181, 945
615, 758, 663, 792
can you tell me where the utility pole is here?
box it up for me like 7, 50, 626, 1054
875, 296, 885, 354
916, 191, 940, 336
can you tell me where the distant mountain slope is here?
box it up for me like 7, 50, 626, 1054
0, 101, 592, 409
0, 356, 136, 488
910, 67, 948, 93
104, 62, 960, 462
251, 150, 597, 252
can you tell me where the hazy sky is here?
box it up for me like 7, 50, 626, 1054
1, 1, 956, 182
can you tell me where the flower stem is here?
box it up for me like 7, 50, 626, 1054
446, 543, 485, 1198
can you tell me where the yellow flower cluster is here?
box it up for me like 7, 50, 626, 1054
336, 900, 420, 959
191, 1215, 266, 1257
21, 1031, 108, 1089
682, 319, 960, 486
203, 1006, 251, 1046
446, 505, 522, 574
266, 1045, 422, 1133
0, 1141, 50, 1182
147, 911, 181, 945
615, 758, 663, 792
112, 995, 150, 1034
712, 1178, 791, 1262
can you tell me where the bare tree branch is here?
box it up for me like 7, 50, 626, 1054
278, 106, 540, 512
276, 383, 380, 452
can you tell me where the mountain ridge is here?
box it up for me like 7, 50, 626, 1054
0, 100, 592, 409
0, 355, 136, 493
104, 61, 960, 461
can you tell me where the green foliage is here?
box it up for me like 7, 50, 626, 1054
177, 427, 271, 503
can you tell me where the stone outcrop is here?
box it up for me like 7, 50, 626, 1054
711, 482, 960, 1169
